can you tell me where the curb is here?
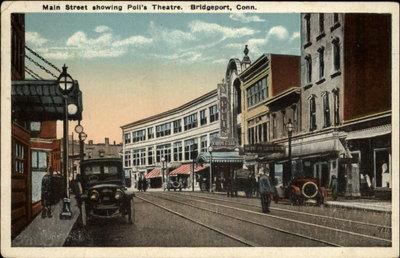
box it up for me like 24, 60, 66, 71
324, 202, 391, 214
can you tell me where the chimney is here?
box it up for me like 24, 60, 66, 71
105, 137, 109, 146
241, 45, 251, 70
113, 140, 116, 145
89, 140, 93, 145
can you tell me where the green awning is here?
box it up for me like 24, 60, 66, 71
197, 151, 243, 164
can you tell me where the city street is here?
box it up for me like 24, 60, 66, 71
65, 191, 391, 247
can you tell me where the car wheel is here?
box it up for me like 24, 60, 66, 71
81, 200, 87, 227
127, 198, 135, 224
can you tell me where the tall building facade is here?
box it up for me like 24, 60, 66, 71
121, 90, 219, 188
299, 13, 391, 197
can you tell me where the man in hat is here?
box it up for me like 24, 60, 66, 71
41, 166, 54, 218
258, 167, 273, 213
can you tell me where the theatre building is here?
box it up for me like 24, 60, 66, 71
10, 14, 83, 237
299, 13, 391, 197
121, 90, 219, 189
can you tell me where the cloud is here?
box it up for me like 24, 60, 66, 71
267, 25, 289, 40
290, 31, 300, 41
189, 20, 257, 39
42, 28, 153, 59
25, 31, 48, 46
229, 13, 266, 23
94, 25, 112, 33
148, 21, 194, 44
212, 58, 228, 64
153, 51, 209, 64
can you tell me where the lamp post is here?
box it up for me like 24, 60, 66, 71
161, 157, 166, 189
286, 119, 294, 185
208, 146, 213, 193
58, 64, 76, 220
74, 122, 87, 163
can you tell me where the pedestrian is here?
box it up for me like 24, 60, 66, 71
258, 169, 273, 213
329, 175, 338, 200
138, 176, 143, 192
41, 166, 54, 218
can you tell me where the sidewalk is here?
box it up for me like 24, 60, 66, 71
12, 196, 79, 247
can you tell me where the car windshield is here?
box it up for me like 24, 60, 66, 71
104, 166, 118, 175
84, 165, 101, 175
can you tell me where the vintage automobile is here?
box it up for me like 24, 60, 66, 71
77, 158, 135, 225
273, 177, 327, 206
231, 168, 255, 198
165, 178, 182, 191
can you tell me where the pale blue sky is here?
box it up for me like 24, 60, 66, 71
25, 13, 301, 143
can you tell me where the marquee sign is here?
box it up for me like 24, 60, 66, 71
218, 82, 230, 138
243, 143, 284, 154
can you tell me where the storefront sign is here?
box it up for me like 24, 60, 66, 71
244, 144, 284, 154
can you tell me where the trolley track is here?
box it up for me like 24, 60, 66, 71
152, 192, 391, 246
178, 192, 392, 235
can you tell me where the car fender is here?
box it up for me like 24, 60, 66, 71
291, 185, 301, 195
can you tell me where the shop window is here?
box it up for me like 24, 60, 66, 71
184, 113, 198, 131
173, 119, 182, 133
200, 110, 207, 125
209, 105, 219, 123
32, 150, 47, 170
14, 141, 25, 174
173, 142, 183, 161
374, 149, 391, 188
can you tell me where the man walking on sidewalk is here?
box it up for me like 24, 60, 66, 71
259, 168, 273, 213
41, 166, 54, 218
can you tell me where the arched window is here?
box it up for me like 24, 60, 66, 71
332, 89, 340, 125
305, 55, 312, 84
309, 96, 317, 131
322, 92, 331, 127
332, 38, 341, 72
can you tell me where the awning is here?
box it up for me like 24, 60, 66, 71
346, 124, 391, 140
197, 151, 244, 164
12, 80, 83, 121
169, 164, 208, 176
145, 168, 161, 179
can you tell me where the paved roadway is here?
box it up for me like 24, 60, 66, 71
64, 191, 391, 247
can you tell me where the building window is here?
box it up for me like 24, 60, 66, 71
200, 110, 207, 125
282, 111, 287, 137
124, 150, 131, 167
184, 139, 198, 160
173, 119, 182, 134
156, 144, 171, 163
14, 142, 25, 173
140, 149, 146, 165
309, 96, 317, 131
210, 132, 219, 144
305, 55, 312, 84
333, 90, 340, 125
246, 77, 268, 108
132, 129, 146, 143
319, 13, 325, 34
173, 142, 183, 161
333, 13, 339, 24
262, 122, 268, 142
147, 147, 154, 165
156, 122, 171, 138
257, 124, 263, 143
318, 47, 325, 79
200, 135, 208, 153
272, 114, 277, 139
147, 127, 154, 139
209, 105, 219, 123
333, 39, 341, 72
292, 105, 298, 131
304, 14, 311, 45
323, 93, 331, 128
124, 133, 131, 144
184, 113, 198, 131
32, 150, 47, 170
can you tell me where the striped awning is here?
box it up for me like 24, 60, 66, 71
346, 124, 391, 140
145, 168, 161, 179
169, 164, 208, 176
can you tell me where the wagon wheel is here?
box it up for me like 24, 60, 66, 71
81, 200, 87, 227
127, 198, 135, 224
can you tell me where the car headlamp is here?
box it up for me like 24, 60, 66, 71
89, 190, 99, 201
114, 189, 123, 200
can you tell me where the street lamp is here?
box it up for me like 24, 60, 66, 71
286, 119, 294, 185
161, 157, 166, 189
58, 64, 75, 220
208, 146, 213, 193
74, 122, 87, 163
